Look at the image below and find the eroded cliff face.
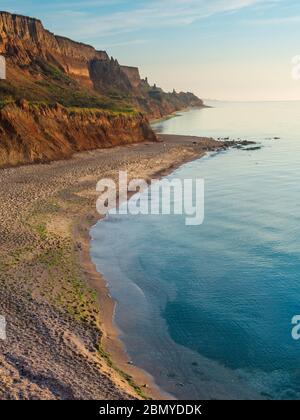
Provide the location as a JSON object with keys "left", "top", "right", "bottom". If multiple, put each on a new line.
{"left": 121, "top": 66, "right": 142, "bottom": 89}
{"left": 0, "top": 11, "right": 204, "bottom": 167}
{"left": 0, "top": 11, "right": 204, "bottom": 112}
{"left": 0, "top": 12, "right": 108, "bottom": 82}
{"left": 0, "top": 101, "right": 156, "bottom": 167}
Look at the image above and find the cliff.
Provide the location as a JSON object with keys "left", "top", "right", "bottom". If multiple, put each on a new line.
{"left": 0, "top": 12, "right": 108, "bottom": 81}
{"left": 0, "top": 101, "right": 155, "bottom": 167}
{"left": 0, "top": 11, "right": 204, "bottom": 167}
{"left": 121, "top": 66, "right": 142, "bottom": 88}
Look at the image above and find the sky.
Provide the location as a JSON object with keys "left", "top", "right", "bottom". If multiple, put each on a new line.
{"left": 2, "top": 0, "right": 300, "bottom": 101}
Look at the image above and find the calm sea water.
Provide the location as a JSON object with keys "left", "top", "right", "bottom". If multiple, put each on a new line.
{"left": 91, "top": 101, "right": 300, "bottom": 400}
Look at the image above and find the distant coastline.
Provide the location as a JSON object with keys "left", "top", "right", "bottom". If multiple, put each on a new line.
{"left": 150, "top": 104, "right": 210, "bottom": 125}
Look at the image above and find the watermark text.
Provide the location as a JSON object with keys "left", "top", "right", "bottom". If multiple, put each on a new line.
{"left": 96, "top": 171, "right": 205, "bottom": 226}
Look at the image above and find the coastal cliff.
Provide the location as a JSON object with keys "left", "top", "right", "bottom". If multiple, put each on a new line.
{"left": 0, "top": 101, "right": 155, "bottom": 167}
{"left": 0, "top": 11, "right": 204, "bottom": 167}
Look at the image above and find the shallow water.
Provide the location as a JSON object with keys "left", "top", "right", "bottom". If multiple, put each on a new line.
{"left": 91, "top": 101, "right": 300, "bottom": 400}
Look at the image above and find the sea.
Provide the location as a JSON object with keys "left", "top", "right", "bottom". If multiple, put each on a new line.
{"left": 90, "top": 101, "right": 300, "bottom": 400}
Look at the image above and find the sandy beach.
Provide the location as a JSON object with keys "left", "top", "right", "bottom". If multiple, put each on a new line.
{"left": 0, "top": 134, "right": 236, "bottom": 400}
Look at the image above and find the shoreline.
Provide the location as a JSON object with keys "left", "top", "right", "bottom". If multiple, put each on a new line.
{"left": 75, "top": 212, "right": 170, "bottom": 400}
{"left": 150, "top": 105, "right": 210, "bottom": 125}
{"left": 75, "top": 134, "right": 242, "bottom": 400}
{"left": 0, "top": 132, "right": 242, "bottom": 399}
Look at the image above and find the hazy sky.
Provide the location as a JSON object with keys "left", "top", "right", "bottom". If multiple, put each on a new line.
{"left": 2, "top": 0, "right": 300, "bottom": 100}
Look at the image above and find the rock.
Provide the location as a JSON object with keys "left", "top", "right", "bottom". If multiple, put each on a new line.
{"left": 244, "top": 146, "right": 262, "bottom": 151}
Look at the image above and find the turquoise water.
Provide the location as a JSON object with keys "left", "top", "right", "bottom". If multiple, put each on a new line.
{"left": 91, "top": 101, "right": 300, "bottom": 400}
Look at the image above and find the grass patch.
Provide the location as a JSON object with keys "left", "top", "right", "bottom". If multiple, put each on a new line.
{"left": 96, "top": 345, "right": 147, "bottom": 399}
{"left": 36, "top": 60, "right": 73, "bottom": 84}
{"left": 0, "top": 56, "right": 137, "bottom": 115}
{"left": 3, "top": 194, "right": 145, "bottom": 398}
{"left": 36, "top": 223, "right": 48, "bottom": 241}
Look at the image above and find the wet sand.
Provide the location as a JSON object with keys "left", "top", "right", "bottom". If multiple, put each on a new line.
{"left": 0, "top": 134, "right": 234, "bottom": 399}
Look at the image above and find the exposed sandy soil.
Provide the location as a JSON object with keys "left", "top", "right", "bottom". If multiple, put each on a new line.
{"left": 0, "top": 134, "right": 234, "bottom": 400}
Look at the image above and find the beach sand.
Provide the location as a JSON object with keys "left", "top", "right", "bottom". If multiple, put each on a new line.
{"left": 0, "top": 134, "right": 233, "bottom": 400}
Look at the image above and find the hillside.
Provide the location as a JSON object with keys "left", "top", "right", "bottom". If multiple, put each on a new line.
{"left": 0, "top": 11, "right": 204, "bottom": 166}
